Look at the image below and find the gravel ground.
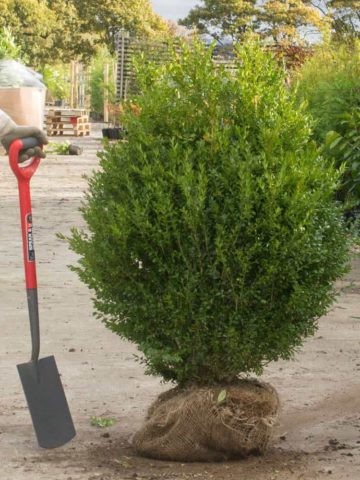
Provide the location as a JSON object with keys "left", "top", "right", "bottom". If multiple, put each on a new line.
{"left": 0, "top": 125, "right": 359, "bottom": 479}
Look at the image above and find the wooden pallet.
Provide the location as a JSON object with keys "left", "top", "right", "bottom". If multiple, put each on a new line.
{"left": 45, "top": 111, "right": 91, "bottom": 137}
{"left": 46, "top": 126, "right": 91, "bottom": 137}
{"left": 46, "top": 108, "right": 88, "bottom": 117}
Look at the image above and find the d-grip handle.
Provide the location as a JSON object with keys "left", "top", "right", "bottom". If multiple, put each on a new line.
{"left": 9, "top": 137, "right": 42, "bottom": 181}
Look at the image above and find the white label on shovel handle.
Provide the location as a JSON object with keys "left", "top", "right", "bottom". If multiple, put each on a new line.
{"left": 26, "top": 213, "right": 35, "bottom": 262}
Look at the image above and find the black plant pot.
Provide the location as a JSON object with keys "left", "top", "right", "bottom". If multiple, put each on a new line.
{"left": 102, "top": 128, "right": 125, "bottom": 140}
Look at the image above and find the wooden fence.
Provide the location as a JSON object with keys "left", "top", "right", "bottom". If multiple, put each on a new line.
{"left": 115, "top": 33, "right": 312, "bottom": 101}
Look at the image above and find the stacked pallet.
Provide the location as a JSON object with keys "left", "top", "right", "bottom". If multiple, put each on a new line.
{"left": 45, "top": 108, "right": 91, "bottom": 137}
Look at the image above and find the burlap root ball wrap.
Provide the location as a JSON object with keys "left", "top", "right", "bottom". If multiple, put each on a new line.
{"left": 132, "top": 379, "right": 280, "bottom": 462}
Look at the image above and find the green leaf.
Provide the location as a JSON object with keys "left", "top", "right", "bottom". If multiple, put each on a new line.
{"left": 217, "top": 389, "right": 227, "bottom": 403}
{"left": 329, "top": 135, "right": 343, "bottom": 150}
{"left": 90, "top": 416, "right": 117, "bottom": 428}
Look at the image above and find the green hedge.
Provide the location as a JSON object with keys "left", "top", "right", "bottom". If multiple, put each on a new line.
{"left": 68, "top": 39, "right": 350, "bottom": 386}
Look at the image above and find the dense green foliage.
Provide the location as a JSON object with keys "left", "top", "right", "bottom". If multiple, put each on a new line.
{"left": 71, "top": 0, "right": 169, "bottom": 51}
{"left": 41, "top": 64, "right": 70, "bottom": 101}
{"left": 180, "top": 1, "right": 359, "bottom": 44}
{"left": 179, "top": 0, "right": 259, "bottom": 41}
{"left": 325, "top": 109, "right": 360, "bottom": 202}
{"left": 89, "top": 48, "right": 116, "bottom": 119}
{"left": 329, "top": 0, "right": 360, "bottom": 42}
{"left": 68, "top": 40, "right": 350, "bottom": 387}
{"left": 0, "top": 27, "right": 22, "bottom": 60}
{"left": 296, "top": 42, "right": 360, "bottom": 204}
{"left": 296, "top": 42, "right": 360, "bottom": 142}
{"left": 0, "top": 0, "right": 169, "bottom": 66}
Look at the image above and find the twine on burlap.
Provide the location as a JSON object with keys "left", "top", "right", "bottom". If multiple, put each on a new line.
{"left": 132, "top": 379, "right": 280, "bottom": 462}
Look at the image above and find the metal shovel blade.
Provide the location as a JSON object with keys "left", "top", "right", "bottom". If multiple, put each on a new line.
{"left": 17, "top": 355, "right": 76, "bottom": 449}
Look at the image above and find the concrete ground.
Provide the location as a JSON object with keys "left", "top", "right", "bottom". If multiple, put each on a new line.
{"left": 0, "top": 126, "right": 359, "bottom": 479}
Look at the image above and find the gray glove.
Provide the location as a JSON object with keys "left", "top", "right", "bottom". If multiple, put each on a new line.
{"left": 1, "top": 126, "right": 48, "bottom": 163}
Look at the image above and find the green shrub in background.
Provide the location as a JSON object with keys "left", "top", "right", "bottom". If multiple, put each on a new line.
{"left": 68, "top": 39, "right": 350, "bottom": 387}
{"left": 0, "top": 27, "right": 22, "bottom": 60}
{"left": 295, "top": 42, "right": 360, "bottom": 205}
{"left": 42, "top": 64, "right": 70, "bottom": 102}
{"left": 325, "top": 108, "right": 360, "bottom": 203}
{"left": 90, "top": 47, "right": 116, "bottom": 119}
{"left": 295, "top": 42, "right": 360, "bottom": 143}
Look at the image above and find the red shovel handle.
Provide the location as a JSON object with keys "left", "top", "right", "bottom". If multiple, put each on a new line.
{"left": 9, "top": 138, "right": 41, "bottom": 180}
{"left": 9, "top": 138, "right": 43, "bottom": 290}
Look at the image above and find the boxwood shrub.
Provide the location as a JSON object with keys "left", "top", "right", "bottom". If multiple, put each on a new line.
{"left": 68, "top": 39, "right": 350, "bottom": 387}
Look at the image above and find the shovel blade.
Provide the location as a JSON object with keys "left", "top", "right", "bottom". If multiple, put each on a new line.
{"left": 17, "top": 355, "right": 76, "bottom": 449}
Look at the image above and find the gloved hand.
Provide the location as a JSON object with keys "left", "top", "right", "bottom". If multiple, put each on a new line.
{"left": 1, "top": 126, "right": 48, "bottom": 163}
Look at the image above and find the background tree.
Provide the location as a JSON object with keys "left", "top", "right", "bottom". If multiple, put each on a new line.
{"left": 0, "top": 0, "right": 169, "bottom": 66}
{"left": 179, "top": 0, "right": 259, "bottom": 41}
{"left": 0, "top": 0, "right": 57, "bottom": 65}
{"left": 261, "top": 0, "right": 327, "bottom": 44}
{"left": 71, "top": 0, "right": 169, "bottom": 52}
{"left": 45, "top": 0, "right": 95, "bottom": 63}
{"left": 329, "top": 0, "right": 360, "bottom": 41}
{"left": 181, "top": 0, "right": 360, "bottom": 45}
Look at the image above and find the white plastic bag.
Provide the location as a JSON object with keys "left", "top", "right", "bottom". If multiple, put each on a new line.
{"left": 0, "top": 60, "right": 45, "bottom": 88}
{"left": 0, "top": 60, "right": 46, "bottom": 128}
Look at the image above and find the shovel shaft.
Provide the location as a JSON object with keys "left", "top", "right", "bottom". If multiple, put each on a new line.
{"left": 18, "top": 179, "right": 37, "bottom": 289}
{"left": 27, "top": 288, "right": 40, "bottom": 363}
{"left": 9, "top": 139, "right": 41, "bottom": 290}
{"left": 16, "top": 167, "right": 40, "bottom": 362}
{"left": 9, "top": 139, "right": 41, "bottom": 362}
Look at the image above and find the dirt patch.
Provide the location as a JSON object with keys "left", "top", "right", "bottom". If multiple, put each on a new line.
{"left": 29, "top": 439, "right": 311, "bottom": 480}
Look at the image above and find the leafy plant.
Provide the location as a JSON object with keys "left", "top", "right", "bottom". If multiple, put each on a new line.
{"left": 41, "top": 64, "right": 70, "bottom": 102}
{"left": 89, "top": 47, "right": 117, "bottom": 119}
{"left": 90, "top": 416, "right": 117, "bottom": 428}
{"left": 295, "top": 41, "right": 360, "bottom": 204}
{"left": 0, "top": 27, "right": 22, "bottom": 60}
{"left": 217, "top": 390, "right": 227, "bottom": 403}
{"left": 46, "top": 141, "right": 71, "bottom": 155}
{"left": 295, "top": 41, "right": 360, "bottom": 142}
{"left": 325, "top": 108, "right": 360, "bottom": 203}
{"left": 68, "top": 39, "right": 350, "bottom": 387}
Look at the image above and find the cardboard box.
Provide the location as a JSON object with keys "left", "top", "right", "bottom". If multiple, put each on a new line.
{"left": 0, "top": 87, "right": 46, "bottom": 129}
